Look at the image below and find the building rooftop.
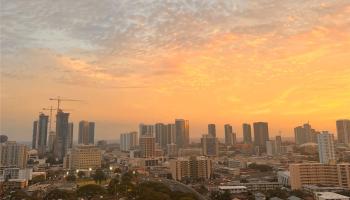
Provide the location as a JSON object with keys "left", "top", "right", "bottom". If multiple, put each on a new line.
{"left": 315, "top": 192, "right": 350, "bottom": 199}
{"left": 218, "top": 186, "right": 247, "bottom": 190}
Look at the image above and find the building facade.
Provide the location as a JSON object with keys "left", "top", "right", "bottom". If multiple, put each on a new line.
{"left": 0, "top": 142, "right": 28, "bottom": 169}
{"left": 208, "top": 124, "right": 216, "bottom": 137}
{"left": 170, "top": 156, "right": 212, "bottom": 181}
{"left": 289, "top": 163, "right": 350, "bottom": 190}
{"left": 175, "top": 119, "right": 189, "bottom": 148}
{"left": 224, "top": 124, "right": 234, "bottom": 146}
{"left": 120, "top": 132, "right": 138, "bottom": 151}
{"left": 243, "top": 123, "right": 252, "bottom": 144}
{"left": 201, "top": 134, "right": 219, "bottom": 157}
{"left": 294, "top": 123, "right": 319, "bottom": 145}
{"left": 54, "top": 110, "right": 70, "bottom": 160}
{"left": 318, "top": 131, "right": 336, "bottom": 164}
{"left": 253, "top": 122, "right": 269, "bottom": 152}
{"left": 337, "top": 119, "right": 350, "bottom": 145}
{"left": 64, "top": 145, "right": 101, "bottom": 170}
{"left": 139, "top": 124, "right": 154, "bottom": 137}
{"left": 67, "top": 122, "right": 74, "bottom": 149}
{"left": 37, "top": 114, "right": 49, "bottom": 156}
{"left": 78, "top": 121, "right": 95, "bottom": 145}
{"left": 139, "top": 136, "right": 155, "bottom": 158}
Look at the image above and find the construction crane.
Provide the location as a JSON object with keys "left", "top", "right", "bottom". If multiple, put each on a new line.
{"left": 42, "top": 106, "right": 56, "bottom": 132}
{"left": 49, "top": 96, "right": 82, "bottom": 111}
{"left": 43, "top": 106, "right": 74, "bottom": 132}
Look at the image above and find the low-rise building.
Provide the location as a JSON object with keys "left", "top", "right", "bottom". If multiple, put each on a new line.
{"left": 0, "top": 167, "right": 32, "bottom": 181}
{"left": 277, "top": 171, "right": 290, "bottom": 187}
{"left": 289, "top": 163, "right": 350, "bottom": 190}
{"left": 218, "top": 186, "right": 247, "bottom": 194}
{"left": 64, "top": 145, "right": 102, "bottom": 170}
{"left": 314, "top": 192, "right": 350, "bottom": 200}
{"left": 0, "top": 179, "right": 28, "bottom": 190}
{"left": 170, "top": 156, "right": 212, "bottom": 181}
{"left": 240, "top": 182, "right": 282, "bottom": 192}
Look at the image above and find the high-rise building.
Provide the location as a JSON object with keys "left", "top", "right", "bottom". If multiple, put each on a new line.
{"left": 37, "top": 114, "right": 49, "bottom": 156}
{"left": 336, "top": 119, "right": 350, "bottom": 145}
{"left": 48, "top": 131, "right": 56, "bottom": 152}
{"left": 139, "top": 136, "right": 155, "bottom": 158}
{"left": 64, "top": 145, "right": 101, "bottom": 170}
{"left": 243, "top": 123, "right": 252, "bottom": 144}
{"left": 290, "top": 163, "right": 350, "bottom": 190}
{"left": 294, "top": 123, "right": 319, "bottom": 145}
{"left": 139, "top": 124, "right": 154, "bottom": 137}
{"left": 78, "top": 121, "right": 95, "bottom": 145}
{"left": 317, "top": 131, "right": 336, "bottom": 164}
{"left": 208, "top": 124, "right": 216, "bottom": 137}
{"left": 0, "top": 135, "right": 8, "bottom": 143}
{"left": 201, "top": 134, "right": 219, "bottom": 157}
{"left": 67, "top": 123, "right": 74, "bottom": 149}
{"left": 155, "top": 123, "right": 166, "bottom": 148}
{"left": 32, "top": 121, "right": 38, "bottom": 149}
{"left": 175, "top": 119, "right": 189, "bottom": 148}
{"left": 167, "top": 143, "right": 177, "bottom": 157}
{"left": 166, "top": 124, "right": 176, "bottom": 146}
{"left": 154, "top": 123, "right": 175, "bottom": 149}
{"left": 120, "top": 132, "right": 138, "bottom": 151}
{"left": 54, "top": 110, "right": 70, "bottom": 160}
{"left": 253, "top": 122, "right": 269, "bottom": 152}
{"left": 266, "top": 140, "right": 276, "bottom": 156}
{"left": 170, "top": 156, "right": 213, "bottom": 181}
{"left": 232, "top": 132, "right": 237, "bottom": 145}
{"left": 275, "top": 135, "right": 282, "bottom": 154}
{"left": 224, "top": 124, "right": 233, "bottom": 146}
{"left": 88, "top": 122, "right": 95, "bottom": 144}
{"left": 0, "top": 141, "right": 28, "bottom": 169}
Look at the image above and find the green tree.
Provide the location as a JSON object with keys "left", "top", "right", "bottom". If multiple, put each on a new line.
{"left": 114, "top": 168, "right": 122, "bottom": 174}
{"left": 136, "top": 188, "right": 171, "bottom": 200}
{"left": 77, "top": 171, "right": 86, "bottom": 179}
{"left": 66, "top": 173, "right": 76, "bottom": 182}
{"left": 77, "top": 184, "right": 106, "bottom": 200}
{"left": 290, "top": 189, "right": 313, "bottom": 199}
{"left": 248, "top": 163, "right": 273, "bottom": 172}
{"left": 179, "top": 197, "right": 196, "bottom": 200}
{"left": 265, "top": 188, "right": 288, "bottom": 199}
{"left": 30, "top": 174, "right": 46, "bottom": 184}
{"left": 210, "top": 190, "right": 231, "bottom": 200}
{"left": 44, "top": 189, "right": 75, "bottom": 200}
{"left": 93, "top": 168, "right": 106, "bottom": 184}
{"left": 6, "top": 189, "right": 33, "bottom": 200}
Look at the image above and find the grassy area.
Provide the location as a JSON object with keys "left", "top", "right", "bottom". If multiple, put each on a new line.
{"left": 77, "top": 178, "right": 110, "bottom": 186}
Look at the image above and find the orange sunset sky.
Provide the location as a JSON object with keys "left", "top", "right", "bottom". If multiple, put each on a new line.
{"left": 1, "top": 0, "right": 350, "bottom": 141}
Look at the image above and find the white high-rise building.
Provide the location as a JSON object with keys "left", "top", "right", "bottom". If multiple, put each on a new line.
{"left": 0, "top": 142, "right": 28, "bottom": 169}
{"left": 120, "top": 132, "right": 138, "bottom": 151}
{"left": 266, "top": 140, "right": 276, "bottom": 156}
{"left": 139, "top": 124, "right": 154, "bottom": 137}
{"left": 317, "top": 131, "right": 336, "bottom": 164}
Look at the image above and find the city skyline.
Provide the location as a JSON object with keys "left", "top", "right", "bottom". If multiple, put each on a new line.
{"left": 2, "top": 1, "right": 350, "bottom": 199}
{"left": 1, "top": 0, "right": 350, "bottom": 141}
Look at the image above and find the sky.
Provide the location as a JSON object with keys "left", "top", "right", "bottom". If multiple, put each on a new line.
{"left": 1, "top": 0, "right": 350, "bottom": 142}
